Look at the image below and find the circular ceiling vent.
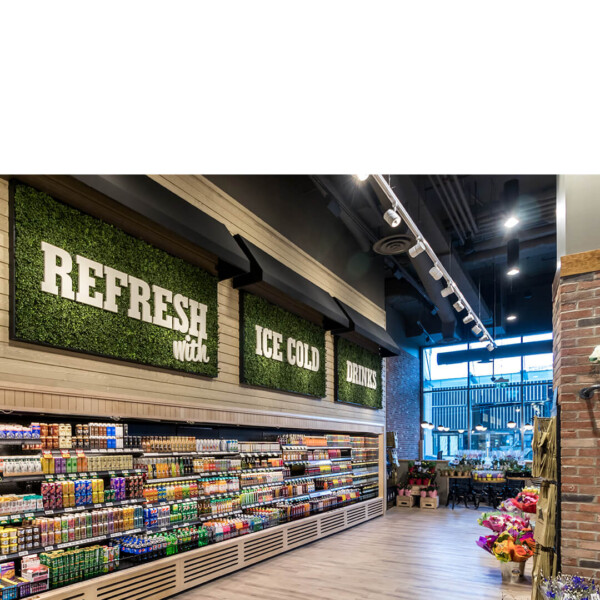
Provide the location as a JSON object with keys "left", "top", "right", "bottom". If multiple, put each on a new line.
{"left": 372, "top": 234, "right": 413, "bottom": 255}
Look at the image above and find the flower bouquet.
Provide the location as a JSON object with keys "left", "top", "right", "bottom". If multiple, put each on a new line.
{"left": 540, "top": 574, "right": 600, "bottom": 599}
{"left": 478, "top": 511, "right": 530, "bottom": 533}
{"left": 477, "top": 508, "right": 536, "bottom": 581}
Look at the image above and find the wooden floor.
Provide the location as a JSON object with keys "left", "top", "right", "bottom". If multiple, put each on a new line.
{"left": 173, "top": 505, "right": 533, "bottom": 600}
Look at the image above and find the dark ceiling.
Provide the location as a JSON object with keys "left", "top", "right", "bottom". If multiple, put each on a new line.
{"left": 313, "top": 174, "right": 557, "bottom": 347}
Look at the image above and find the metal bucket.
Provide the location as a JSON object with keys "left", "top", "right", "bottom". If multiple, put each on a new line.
{"left": 500, "top": 560, "right": 526, "bottom": 583}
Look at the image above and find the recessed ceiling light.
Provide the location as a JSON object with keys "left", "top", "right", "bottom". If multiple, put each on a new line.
{"left": 355, "top": 174, "right": 369, "bottom": 181}
{"left": 507, "top": 268, "right": 520, "bottom": 277}
{"left": 504, "top": 216, "right": 520, "bottom": 228}
{"left": 507, "top": 314, "right": 517, "bottom": 321}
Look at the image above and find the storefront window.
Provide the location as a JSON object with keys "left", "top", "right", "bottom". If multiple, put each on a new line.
{"left": 422, "top": 333, "right": 553, "bottom": 460}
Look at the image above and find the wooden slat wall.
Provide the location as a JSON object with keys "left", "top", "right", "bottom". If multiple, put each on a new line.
{"left": 0, "top": 178, "right": 386, "bottom": 433}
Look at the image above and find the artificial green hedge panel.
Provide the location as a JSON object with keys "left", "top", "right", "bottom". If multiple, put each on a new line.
{"left": 335, "top": 336, "right": 382, "bottom": 408}
{"left": 240, "top": 292, "right": 326, "bottom": 398}
{"left": 13, "top": 183, "right": 219, "bottom": 376}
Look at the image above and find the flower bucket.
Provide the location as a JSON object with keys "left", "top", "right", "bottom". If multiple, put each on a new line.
{"left": 428, "top": 490, "right": 438, "bottom": 498}
{"left": 398, "top": 488, "right": 405, "bottom": 496}
{"left": 420, "top": 490, "right": 427, "bottom": 498}
{"left": 500, "top": 561, "right": 526, "bottom": 583}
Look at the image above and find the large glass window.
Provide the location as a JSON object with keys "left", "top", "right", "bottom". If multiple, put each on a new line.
{"left": 421, "top": 333, "right": 553, "bottom": 460}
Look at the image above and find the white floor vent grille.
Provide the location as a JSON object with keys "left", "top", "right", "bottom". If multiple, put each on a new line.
{"left": 320, "top": 512, "right": 345, "bottom": 535}
{"left": 346, "top": 505, "right": 367, "bottom": 526}
{"left": 184, "top": 545, "right": 240, "bottom": 585}
{"left": 243, "top": 530, "right": 284, "bottom": 563}
{"left": 287, "top": 520, "right": 318, "bottom": 547}
{"left": 367, "top": 499, "right": 384, "bottom": 518}
{"left": 97, "top": 564, "right": 176, "bottom": 600}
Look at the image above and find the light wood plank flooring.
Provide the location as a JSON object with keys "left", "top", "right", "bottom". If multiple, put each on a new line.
{"left": 173, "top": 506, "right": 532, "bottom": 600}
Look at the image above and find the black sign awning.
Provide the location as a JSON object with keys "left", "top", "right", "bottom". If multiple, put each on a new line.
{"left": 232, "top": 235, "right": 350, "bottom": 331}
{"left": 334, "top": 299, "right": 400, "bottom": 357}
{"left": 73, "top": 175, "right": 251, "bottom": 280}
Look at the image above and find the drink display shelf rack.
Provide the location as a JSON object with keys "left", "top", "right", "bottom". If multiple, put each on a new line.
{"left": 0, "top": 421, "right": 381, "bottom": 600}
{"left": 1, "top": 469, "right": 145, "bottom": 482}
{"left": 0, "top": 498, "right": 146, "bottom": 524}
{"left": 0, "top": 526, "right": 146, "bottom": 562}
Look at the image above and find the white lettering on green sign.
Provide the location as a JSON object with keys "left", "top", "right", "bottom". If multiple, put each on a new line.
{"left": 40, "top": 241, "right": 210, "bottom": 364}
{"left": 254, "top": 324, "right": 320, "bottom": 372}
{"left": 346, "top": 360, "right": 377, "bottom": 390}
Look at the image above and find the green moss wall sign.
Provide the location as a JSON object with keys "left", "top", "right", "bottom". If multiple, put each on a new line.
{"left": 240, "top": 292, "right": 326, "bottom": 397}
{"left": 11, "top": 183, "right": 219, "bottom": 377}
{"left": 335, "top": 337, "right": 382, "bottom": 409}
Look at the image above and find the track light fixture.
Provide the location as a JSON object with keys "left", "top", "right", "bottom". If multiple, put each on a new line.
{"left": 453, "top": 300, "right": 465, "bottom": 313}
{"left": 486, "top": 342, "right": 494, "bottom": 352}
{"left": 409, "top": 240, "right": 426, "bottom": 258}
{"left": 383, "top": 208, "right": 401, "bottom": 228}
{"left": 507, "top": 420, "right": 517, "bottom": 429}
{"left": 429, "top": 264, "right": 443, "bottom": 281}
{"left": 472, "top": 325, "right": 482, "bottom": 336}
{"left": 441, "top": 284, "right": 454, "bottom": 298}
{"left": 370, "top": 174, "right": 496, "bottom": 350}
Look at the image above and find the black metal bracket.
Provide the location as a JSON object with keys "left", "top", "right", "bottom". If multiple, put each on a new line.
{"left": 579, "top": 384, "right": 600, "bottom": 399}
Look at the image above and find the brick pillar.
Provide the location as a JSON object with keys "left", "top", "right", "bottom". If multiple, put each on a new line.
{"left": 554, "top": 268, "right": 600, "bottom": 578}
{"left": 386, "top": 349, "right": 420, "bottom": 459}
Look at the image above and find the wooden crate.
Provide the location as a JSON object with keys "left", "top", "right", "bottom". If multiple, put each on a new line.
{"left": 396, "top": 494, "right": 416, "bottom": 508}
{"left": 420, "top": 496, "right": 439, "bottom": 509}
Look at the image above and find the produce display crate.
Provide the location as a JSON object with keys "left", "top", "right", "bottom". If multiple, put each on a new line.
{"left": 419, "top": 496, "right": 439, "bottom": 510}
{"left": 395, "top": 495, "right": 415, "bottom": 508}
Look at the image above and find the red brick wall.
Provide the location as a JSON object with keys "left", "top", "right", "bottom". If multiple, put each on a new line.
{"left": 554, "top": 270, "right": 600, "bottom": 577}
{"left": 386, "top": 349, "right": 420, "bottom": 459}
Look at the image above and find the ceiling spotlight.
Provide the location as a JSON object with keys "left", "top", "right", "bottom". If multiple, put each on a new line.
{"left": 453, "top": 300, "right": 465, "bottom": 313}
{"left": 504, "top": 216, "right": 520, "bottom": 229}
{"left": 463, "top": 314, "right": 474, "bottom": 324}
{"left": 507, "top": 420, "right": 517, "bottom": 429}
{"left": 429, "top": 264, "right": 444, "bottom": 281}
{"left": 355, "top": 174, "right": 369, "bottom": 182}
{"left": 420, "top": 421, "right": 429, "bottom": 429}
{"left": 458, "top": 429, "right": 465, "bottom": 434}
{"left": 383, "top": 208, "right": 401, "bottom": 228}
{"left": 507, "top": 314, "right": 517, "bottom": 321}
{"left": 486, "top": 342, "right": 494, "bottom": 352}
{"left": 523, "top": 423, "right": 533, "bottom": 431}
{"left": 472, "top": 325, "right": 482, "bottom": 336}
{"left": 507, "top": 239, "right": 520, "bottom": 276}
{"left": 475, "top": 424, "right": 483, "bottom": 431}
{"left": 427, "top": 422, "right": 435, "bottom": 430}
{"left": 437, "top": 425, "right": 444, "bottom": 431}
{"left": 441, "top": 285, "right": 454, "bottom": 298}
{"left": 409, "top": 240, "right": 426, "bottom": 258}
{"left": 480, "top": 426, "right": 487, "bottom": 432}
